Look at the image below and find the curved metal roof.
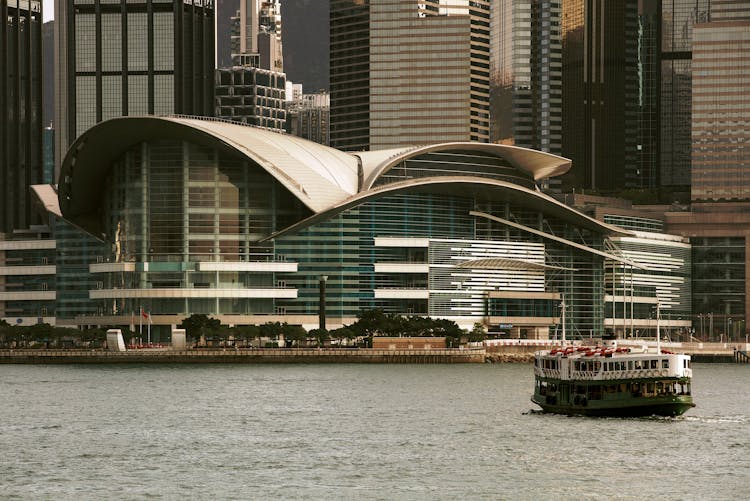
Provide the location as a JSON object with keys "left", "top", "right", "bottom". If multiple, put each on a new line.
{"left": 55, "top": 117, "right": 581, "bottom": 241}
{"left": 356, "top": 142, "right": 572, "bottom": 190}
{"left": 263, "top": 176, "right": 631, "bottom": 242}
{"left": 57, "top": 116, "right": 359, "bottom": 237}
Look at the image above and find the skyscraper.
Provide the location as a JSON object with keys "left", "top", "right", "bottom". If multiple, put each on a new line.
{"left": 490, "top": 0, "right": 562, "bottom": 154}
{"left": 660, "top": 0, "right": 711, "bottom": 187}
{"left": 218, "top": 0, "right": 286, "bottom": 130}
{"left": 690, "top": 21, "right": 750, "bottom": 201}
{"left": 330, "top": 0, "right": 491, "bottom": 151}
{"left": 1, "top": 0, "right": 43, "bottom": 234}
{"left": 54, "top": 0, "right": 215, "bottom": 169}
{"left": 231, "top": 0, "right": 283, "bottom": 71}
{"left": 491, "top": 0, "right": 653, "bottom": 192}
{"left": 560, "top": 0, "right": 640, "bottom": 191}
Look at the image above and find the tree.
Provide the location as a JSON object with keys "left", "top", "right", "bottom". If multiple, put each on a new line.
{"left": 260, "top": 321, "right": 284, "bottom": 346}
{"left": 283, "top": 324, "right": 308, "bottom": 347}
{"left": 234, "top": 325, "right": 261, "bottom": 346}
{"left": 179, "top": 314, "right": 221, "bottom": 343}
{"left": 330, "top": 326, "right": 356, "bottom": 345}
{"left": 467, "top": 322, "right": 487, "bottom": 343}
{"left": 308, "top": 328, "right": 330, "bottom": 347}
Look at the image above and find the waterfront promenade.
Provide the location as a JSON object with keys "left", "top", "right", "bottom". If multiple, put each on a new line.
{"left": 1, "top": 339, "right": 745, "bottom": 364}
{"left": 0, "top": 347, "right": 486, "bottom": 364}
{"left": 483, "top": 339, "right": 748, "bottom": 363}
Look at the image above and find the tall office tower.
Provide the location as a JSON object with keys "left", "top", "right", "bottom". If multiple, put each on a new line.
{"left": 215, "top": 66, "right": 286, "bottom": 129}
{"left": 231, "top": 0, "right": 283, "bottom": 71}
{"left": 660, "top": 0, "right": 711, "bottom": 187}
{"left": 330, "top": 0, "right": 491, "bottom": 151}
{"left": 636, "top": 0, "right": 660, "bottom": 189}
{"left": 1, "top": 0, "right": 43, "bottom": 234}
{"left": 490, "top": 0, "right": 562, "bottom": 156}
{"left": 560, "top": 0, "right": 640, "bottom": 191}
{"left": 54, "top": 0, "right": 215, "bottom": 169}
{"left": 690, "top": 21, "right": 750, "bottom": 202}
{"left": 219, "top": 0, "right": 285, "bottom": 130}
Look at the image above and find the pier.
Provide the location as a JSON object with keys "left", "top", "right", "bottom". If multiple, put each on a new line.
{"left": 735, "top": 349, "right": 750, "bottom": 364}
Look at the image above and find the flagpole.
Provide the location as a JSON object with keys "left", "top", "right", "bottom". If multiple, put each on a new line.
{"left": 139, "top": 306, "right": 142, "bottom": 338}
{"left": 147, "top": 313, "right": 151, "bottom": 345}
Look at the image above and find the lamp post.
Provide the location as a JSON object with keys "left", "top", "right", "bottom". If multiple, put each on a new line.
{"left": 319, "top": 275, "right": 328, "bottom": 332}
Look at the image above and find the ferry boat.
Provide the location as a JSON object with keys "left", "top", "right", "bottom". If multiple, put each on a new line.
{"left": 531, "top": 303, "right": 695, "bottom": 417}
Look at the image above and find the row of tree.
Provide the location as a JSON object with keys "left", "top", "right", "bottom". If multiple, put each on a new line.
{"left": 0, "top": 310, "right": 488, "bottom": 349}
{"left": 179, "top": 309, "right": 487, "bottom": 348}
{"left": 0, "top": 320, "right": 108, "bottom": 348}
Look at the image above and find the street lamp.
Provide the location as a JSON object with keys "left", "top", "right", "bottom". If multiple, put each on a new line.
{"left": 319, "top": 275, "right": 328, "bottom": 332}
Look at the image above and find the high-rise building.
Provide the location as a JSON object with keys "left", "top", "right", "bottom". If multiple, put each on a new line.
{"left": 54, "top": 0, "right": 216, "bottom": 169}
{"left": 491, "top": 0, "right": 655, "bottom": 192}
{"left": 330, "top": 0, "right": 491, "bottom": 151}
{"left": 231, "top": 0, "right": 283, "bottom": 71}
{"left": 287, "top": 91, "right": 330, "bottom": 145}
{"left": 219, "top": 0, "right": 286, "bottom": 130}
{"left": 659, "top": 0, "right": 711, "bottom": 187}
{"left": 560, "top": 0, "right": 640, "bottom": 191}
{"left": 1, "top": 0, "right": 43, "bottom": 234}
{"left": 662, "top": 4, "right": 750, "bottom": 341}
{"left": 215, "top": 67, "right": 286, "bottom": 129}
{"left": 490, "top": 0, "right": 562, "bottom": 157}
{"left": 690, "top": 21, "right": 750, "bottom": 202}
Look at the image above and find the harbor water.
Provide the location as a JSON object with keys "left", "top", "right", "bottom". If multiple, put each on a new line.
{"left": 1, "top": 363, "right": 748, "bottom": 500}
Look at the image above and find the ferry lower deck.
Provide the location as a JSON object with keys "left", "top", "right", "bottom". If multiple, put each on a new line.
{"left": 532, "top": 377, "right": 695, "bottom": 417}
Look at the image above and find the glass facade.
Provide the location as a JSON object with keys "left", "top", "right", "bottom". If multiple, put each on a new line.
{"left": 95, "top": 139, "right": 309, "bottom": 316}
{"left": 372, "top": 150, "right": 536, "bottom": 189}
{"left": 560, "top": 0, "right": 640, "bottom": 191}
{"left": 330, "top": 0, "right": 371, "bottom": 151}
{"left": 58, "top": 0, "right": 215, "bottom": 162}
{"left": 1, "top": 0, "right": 43, "bottom": 233}
{"left": 276, "top": 190, "right": 607, "bottom": 337}
{"left": 659, "top": 0, "right": 711, "bottom": 187}
{"left": 330, "top": 0, "right": 491, "bottom": 151}
{"left": 692, "top": 237, "right": 745, "bottom": 340}
{"left": 490, "top": 0, "right": 562, "bottom": 159}
{"left": 691, "top": 22, "right": 750, "bottom": 202}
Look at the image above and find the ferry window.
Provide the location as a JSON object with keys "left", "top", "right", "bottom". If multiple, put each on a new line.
{"left": 635, "top": 361, "right": 641, "bottom": 370}
{"left": 628, "top": 361, "right": 634, "bottom": 370}
{"left": 650, "top": 360, "right": 658, "bottom": 369}
{"left": 646, "top": 383, "right": 655, "bottom": 395}
{"left": 662, "top": 360, "right": 669, "bottom": 369}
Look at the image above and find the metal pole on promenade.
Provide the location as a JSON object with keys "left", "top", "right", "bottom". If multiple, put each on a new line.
{"left": 319, "top": 275, "right": 328, "bottom": 332}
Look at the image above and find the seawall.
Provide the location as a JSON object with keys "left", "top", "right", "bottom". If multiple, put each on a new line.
{"left": 0, "top": 348, "right": 486, "bottom": 364}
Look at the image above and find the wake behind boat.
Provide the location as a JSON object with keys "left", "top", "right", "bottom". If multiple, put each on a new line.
{"left": 531, "top": 341, "right": 695, "bottom": 417}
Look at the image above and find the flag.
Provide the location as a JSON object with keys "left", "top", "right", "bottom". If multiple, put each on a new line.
{"left": 141, "top": 308, "right": 149, "bottom": 321}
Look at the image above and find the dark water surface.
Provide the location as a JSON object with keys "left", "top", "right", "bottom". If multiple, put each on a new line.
{"left": 1, "top": 363, "right": 748, "bottom": 500}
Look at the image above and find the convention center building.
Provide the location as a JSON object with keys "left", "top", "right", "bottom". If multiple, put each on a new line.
{"left": 35, "top": 116, "right": 691, "bottom": 338}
